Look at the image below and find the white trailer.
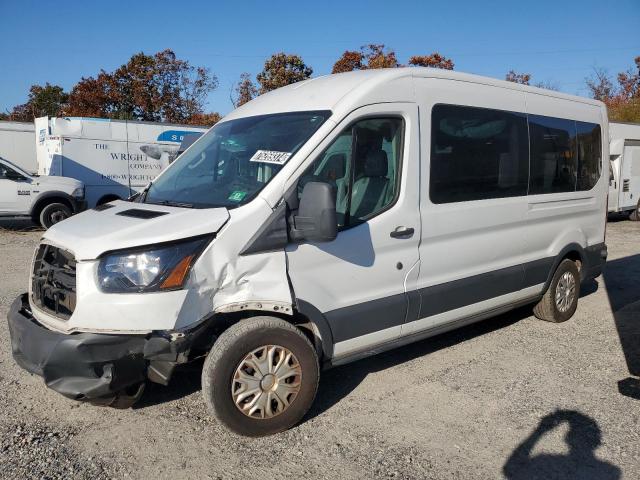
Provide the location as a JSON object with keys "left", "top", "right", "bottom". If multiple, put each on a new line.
{"left": 0, "top": 121, "right": 37, "bottom": 173}
{"left": 35, "top": 117, "right": 207, "bottom": 207}
{"left": 609, "top": 122, "right": 640, "bottom": 219}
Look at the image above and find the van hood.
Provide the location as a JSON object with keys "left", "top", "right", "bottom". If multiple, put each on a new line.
{"left": 32, "top": 175, "right": 82, "bottom": 189}
{"left": 44, "top": 201, "right": 230, "bottom": 260}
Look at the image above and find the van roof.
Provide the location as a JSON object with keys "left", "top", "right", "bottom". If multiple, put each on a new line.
{"left": 224, "top": 67, "right": 605, "bottom": 121}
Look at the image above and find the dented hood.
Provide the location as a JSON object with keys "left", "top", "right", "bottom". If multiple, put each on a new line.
{"left": 44, "top": 201, "right": 230, "bottom": 260}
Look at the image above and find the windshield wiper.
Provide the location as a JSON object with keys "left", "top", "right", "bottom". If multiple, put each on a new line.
{"left": 149, "top": 200, "right": 195, "bottom": 208}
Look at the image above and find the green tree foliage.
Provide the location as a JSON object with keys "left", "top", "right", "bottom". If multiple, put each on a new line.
{"left": 7, "top": 83, "right": 69, "bottom": 121}
{"left": 257, "top": 53, "right": 313, "bottom": 94}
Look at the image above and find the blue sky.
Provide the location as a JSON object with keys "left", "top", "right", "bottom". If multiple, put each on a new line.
{"left": 1, "top": 0, "right": 638, "bottom": 117}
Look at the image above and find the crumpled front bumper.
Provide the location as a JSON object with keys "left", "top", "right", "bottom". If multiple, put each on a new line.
{"left": 7, "top": 294, "right": 209, "bottom": 405}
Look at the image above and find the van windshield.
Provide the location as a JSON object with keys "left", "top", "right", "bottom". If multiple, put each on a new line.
{"left": 144, "top": 111, "right": 331, "bottom": 208}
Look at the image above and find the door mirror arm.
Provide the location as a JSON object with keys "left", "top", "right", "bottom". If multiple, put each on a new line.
{"left": 289, "top": 181, "right": 338, "bottom": 243}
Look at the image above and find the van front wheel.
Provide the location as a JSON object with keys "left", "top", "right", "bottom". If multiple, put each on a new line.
{"left": 201, "top": 316, "right": 319, "bottom": 437}
{"left": 533, "top": 259, "right": 581, "bottom": 323}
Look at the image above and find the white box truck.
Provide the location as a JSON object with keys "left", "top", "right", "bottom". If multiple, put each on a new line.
{"left": 609, "top": 122, "right": 640, "bottom": 220}
{"left": 35, "top": 117, "right": 207, "bottom": 207}
{"left": 0, "top": 120, "right": 38, "bottom": 173}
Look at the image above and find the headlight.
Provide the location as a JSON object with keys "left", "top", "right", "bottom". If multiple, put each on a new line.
{"left": 97, "top": 237, "right": 209, "bottom": 293}
{"left": 72, "top": 187, "right": 85, "bottom": 199}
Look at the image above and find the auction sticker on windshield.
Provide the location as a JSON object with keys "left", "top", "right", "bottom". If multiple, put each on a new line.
{"left": 228, "top": 191, "right": 248, "bottom": 202}
{"left": 249, "top": 150, "right": 292, "bottom": 165}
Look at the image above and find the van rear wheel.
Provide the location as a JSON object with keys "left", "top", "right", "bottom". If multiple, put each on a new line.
{"left": 201, "top": 316, "right": 319, "bottom": 437}
{"left": 533, "top": 259, "right": 580, "bottom": 323}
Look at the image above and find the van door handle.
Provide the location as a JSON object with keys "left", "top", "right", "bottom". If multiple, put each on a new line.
{"left": 390, "top": 226, "right": 414, "bottom": 238}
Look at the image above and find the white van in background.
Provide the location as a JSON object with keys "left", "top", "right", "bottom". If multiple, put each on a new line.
{"left": 609, "top": 122, "right": 640, "bottom": 220}
{"left": 9, "top": 69, "right": 608, "bottom": 436}
{"left": 35, "top": 117, "right": 207, "bottom": 207}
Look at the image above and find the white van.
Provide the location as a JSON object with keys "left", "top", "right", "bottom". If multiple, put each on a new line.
{"left": 608, "top": 122, "right": 640, "bottom": 219}
{"left": 8, "top": 68, "right": 608, "bottom": 436}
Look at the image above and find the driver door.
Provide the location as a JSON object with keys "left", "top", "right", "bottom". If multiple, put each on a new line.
{"left": 285, "top": 104, "right": 421, "bottom": 359}
{"left": 0, "top": 163, "right": 30, "bottom": 214}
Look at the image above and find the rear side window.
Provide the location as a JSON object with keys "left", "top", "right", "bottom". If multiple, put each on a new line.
{"left": 528, "top": 115, "right": 578, "bottom": 194}
{"left": 430, "top": 104, "right": 529, "bottom": 203}
{"left": 576, "top": 122, "right": 602, "bottom": 191}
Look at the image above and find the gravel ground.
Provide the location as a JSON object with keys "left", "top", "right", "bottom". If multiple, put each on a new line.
{"left": 0, "top": 219, "right": 638, "bottom": 479}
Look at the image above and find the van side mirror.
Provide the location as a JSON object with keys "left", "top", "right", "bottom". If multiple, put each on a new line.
{"left": 290, "top": 181, "right": 337, "bottom": 242}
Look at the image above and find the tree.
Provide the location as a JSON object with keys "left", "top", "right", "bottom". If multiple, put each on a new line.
{"left": 231, "top": 72, "right": 258, "bottom": 107}
{"left": 332, "top": 44, "right": 398, "bottom": 73}
{"left": 8, "top": 83, "right": 69, "bottom": 121}
{"left": 65, "top": 49, "right": 218, "bottom": 123}
{"left": 585, "top": 57, "right": 640, "bottom": 122}
{"left": 408, "top": 53, "right": 454, "bottom": 70}
{"left": 586, "top": 68, "right": 615, "bottom": 101}
{"left": 257, "top": 53, "right": 313, "bottom": 94}
{"left": 505, "top": 70, "right": 531, "bottom": 85}
{"left": 185, "top": 112, "right": 222, "bottom": 127}
{"left": 65, "top": 73, "right": 111, "bottom": 118}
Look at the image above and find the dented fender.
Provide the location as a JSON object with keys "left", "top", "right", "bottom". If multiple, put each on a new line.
{"left": 174, "top": 198, "right": 294, "bottom": 329}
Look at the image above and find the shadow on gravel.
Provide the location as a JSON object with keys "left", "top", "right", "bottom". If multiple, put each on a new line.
{"left": 131, "top": 281, "right": 603, "bottom": 413}
{"left": 306, "top": 304, "right": 534, "bottom": 422}
{"left": 602, "top": 254, "right": 640, "bottom": 400}
{"left": 305, "top": 280, "right": 601, "bottom": 423}
{"left": 503, "top": 409, "right": 620, "bottom": 479}
{"left": 0, "top": 218, "right": 42, "bottom": 232}
{"left": 133, "top": 360, "right": 204, "bottom": 409}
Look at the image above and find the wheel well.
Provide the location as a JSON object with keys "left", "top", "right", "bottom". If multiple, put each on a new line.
{"left": 32, "top": 196, "right": 73, "bottom": 220}
{"left": 206, "top": 309, "right": 324, "bottom": 361}
{"left": 97, "top": 194, "right": 121, "bottom": 205}
{"left": 562, "top": 250, "right": 583, "bottom": 272}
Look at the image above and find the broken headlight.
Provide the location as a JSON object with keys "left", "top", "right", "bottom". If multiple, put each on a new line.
{"left": 97, "top": 237, "right": 209, "bottom": 293}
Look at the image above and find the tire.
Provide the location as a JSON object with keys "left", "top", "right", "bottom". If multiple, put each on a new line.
{"left": 533, "top": 259, "right": 581, "bottom": 323}
{"left": 201, "top": 316, "right": 319, "bottom": 437}
{"left": 39, "top": 202, "right": 72, "bottom": 229}
{"left": 629, "top": 201, "right": 640, "bottom": 221}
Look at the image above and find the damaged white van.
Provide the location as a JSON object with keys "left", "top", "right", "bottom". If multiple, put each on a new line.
{"left": 8, "top": 68, "right": 608, "bottom": 436}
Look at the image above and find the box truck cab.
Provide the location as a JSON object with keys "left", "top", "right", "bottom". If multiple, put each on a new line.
{"left": 0, "top": 156, "right": 85, "bottom": 227}
{"left": 608, "top": 122, "right": 640, "bottom": 220}
{"left": 8, "top": 69, "right": 608, "bottom": 436}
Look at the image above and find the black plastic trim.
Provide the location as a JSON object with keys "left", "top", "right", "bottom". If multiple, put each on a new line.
{"left": 240, "top": 202, "right": 289, "bottom": 255}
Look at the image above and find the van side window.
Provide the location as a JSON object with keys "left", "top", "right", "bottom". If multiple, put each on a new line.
{"left": 299, "top": 117, "right": 403, "bottom": 228}
{"left": 0, "top": 164, "right": 7, "bottom": 179}
{"left": 430, "top": 104, "right": 529, "bottom": 203}
{"left": 576, "top": 122, "right": 602, "bottom": 191}
{"left": 528, "top": 115, "right": 578, "bottom": 194}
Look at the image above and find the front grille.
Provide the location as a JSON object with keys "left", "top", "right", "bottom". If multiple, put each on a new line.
{"left": 31, "top": 244, "right": 77, "bottom": 319}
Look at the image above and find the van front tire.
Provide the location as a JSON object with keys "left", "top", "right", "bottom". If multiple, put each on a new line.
{"left": 201, "top": 316, "right": 319, "bottom": 437}
{"left": 533, "top": 259, "right": 580, "bottom": 323}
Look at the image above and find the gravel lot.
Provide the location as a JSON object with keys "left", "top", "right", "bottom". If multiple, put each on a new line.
{"left": 0, "top": 218, "right": 638, "bottom": 479}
